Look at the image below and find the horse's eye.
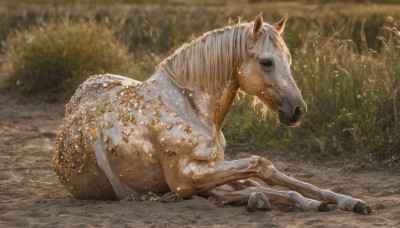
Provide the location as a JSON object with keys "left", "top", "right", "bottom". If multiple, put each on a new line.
{"left": 260, "top": 59, "right": 274, "bottom": 68}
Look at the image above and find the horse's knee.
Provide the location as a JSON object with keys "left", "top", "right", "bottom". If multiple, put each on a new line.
{"left": 248, "top": 156, "right": 274, "bottom": 169}
{"left": 285, "top": 190, "right": 302, "bottom": 199}
{"left": 248, "top": 156, "right": 277, "bottom": 182}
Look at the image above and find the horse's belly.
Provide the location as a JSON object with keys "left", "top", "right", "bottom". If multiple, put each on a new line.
{"left": 103, "top": 131, "right": 170, "bottom": 194}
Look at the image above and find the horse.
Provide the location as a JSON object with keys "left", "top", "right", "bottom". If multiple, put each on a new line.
{"left": 54, "top": 14, "right": 371, "bottom": 214}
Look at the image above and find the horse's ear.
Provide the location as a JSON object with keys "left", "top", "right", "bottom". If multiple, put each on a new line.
{"left": 274, "top": 13, "right": 288, "bottom": 34}
{"left": 252, "top": 13, "right": 263, "bottom": 40}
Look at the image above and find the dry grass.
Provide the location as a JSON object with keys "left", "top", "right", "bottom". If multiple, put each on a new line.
{"left": 0, "top": 20, "right": 136, "bottom": 96}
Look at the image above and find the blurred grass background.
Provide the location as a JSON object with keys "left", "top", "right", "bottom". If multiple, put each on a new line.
{"left": 0, "top": 0, "right": 399, "bottom": 167}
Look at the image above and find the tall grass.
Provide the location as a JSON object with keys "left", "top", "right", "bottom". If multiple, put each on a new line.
{"left": 295, "top": 18, "right": 400, "bottom": 159}
{"left": 0, "top": 20, "right": 136, "bottom": 96}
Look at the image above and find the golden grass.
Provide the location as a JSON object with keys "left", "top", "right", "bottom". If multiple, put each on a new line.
{"left": 0, "top": 20, "right": 135, "bottom": 96}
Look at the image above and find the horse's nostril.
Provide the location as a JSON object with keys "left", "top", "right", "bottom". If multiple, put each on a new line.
{"left": 292, "top": 106, "right": 302, "bottom": 122}
{"left": 295, "top": 106, "right": 301, "bottom": 116}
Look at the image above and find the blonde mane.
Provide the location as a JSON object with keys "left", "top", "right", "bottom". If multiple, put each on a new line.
{"left": 157, "top": 21, "right": 291, "bottom": 94}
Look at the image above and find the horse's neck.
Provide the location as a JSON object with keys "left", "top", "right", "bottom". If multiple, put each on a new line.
{"left": 209, "top": 80, "right": 239, "bottom": 130}
{"left": 150, "top": 72, "right": 238, "bottom": 131}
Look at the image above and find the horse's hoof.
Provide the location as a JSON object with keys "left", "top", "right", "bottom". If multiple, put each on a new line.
{"left": 353, "top": 201, "right": 372, "bottom": 215}
{"left": 246, "top": 192, "right": 272, "bottom": 212}
{"left": 318, "top": 202, "right": 330, "bottom": 212}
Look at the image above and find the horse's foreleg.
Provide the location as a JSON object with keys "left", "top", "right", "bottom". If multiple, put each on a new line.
{"left": 169, "top": 157, "right": 273, "bottom": 197}
{"left": 251, "top": 156, "right": 371, "bottom": 214}
{"left": 178, "top": 158, "right": 262, "bottom": 193}
{"left": 208, "top": 180, "right": 328, "bottom": 212}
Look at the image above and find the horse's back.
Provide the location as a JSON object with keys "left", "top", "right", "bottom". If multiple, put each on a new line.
{"left": 65, "top": 74, "right": 140, "bottom": 114}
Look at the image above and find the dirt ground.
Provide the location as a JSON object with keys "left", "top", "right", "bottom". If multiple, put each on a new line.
{"left": 1, "top": 93, "right": 399, "bottom": 227}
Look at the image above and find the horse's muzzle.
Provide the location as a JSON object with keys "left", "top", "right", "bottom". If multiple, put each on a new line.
{"left": 278, "top": 103, "right": 307, "bottom": 127}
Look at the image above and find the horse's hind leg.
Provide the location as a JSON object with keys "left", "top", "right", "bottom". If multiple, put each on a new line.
{"left": 208, "top": 180, "right": 328, "bottom": 212}
{"left": 54, "top": 129, "right": 117, "bottom": 200}
{"left": 54, "top": 156, "right": 117, "bottom": 200}
{"left": 207, "top": 179, "right": 262, "bottom": 205}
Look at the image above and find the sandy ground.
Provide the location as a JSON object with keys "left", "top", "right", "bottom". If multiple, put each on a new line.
{"left": 1, "top": 93, "right": 400, "bottom": 228}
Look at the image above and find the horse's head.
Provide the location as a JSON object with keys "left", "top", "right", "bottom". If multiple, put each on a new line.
{"left": 238, "top": 14, "right": 306, "bottom": 127}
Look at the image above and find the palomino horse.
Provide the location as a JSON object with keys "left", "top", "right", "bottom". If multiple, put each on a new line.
{"left": 54, "top": 14, "right": 370, "bottom": 214}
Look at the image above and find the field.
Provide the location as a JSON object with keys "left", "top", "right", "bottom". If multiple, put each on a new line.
{"left": 0, "top": 0, "right": 400, "bottom": 227}
{"left": 1, "top": 94, "right": 399, "bottom": 227}
{"left": 1, "top": 0, "right": 399, "bottom": 164}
